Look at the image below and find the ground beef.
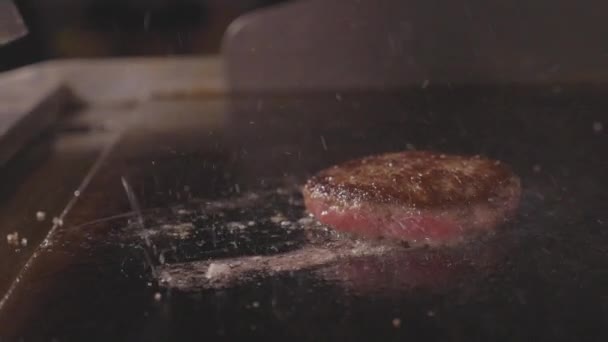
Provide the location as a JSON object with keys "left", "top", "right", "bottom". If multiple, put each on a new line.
{"left": 302, "top": 151, "right": 521, "bottom": 246}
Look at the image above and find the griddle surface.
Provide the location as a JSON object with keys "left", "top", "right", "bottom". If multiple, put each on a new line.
{"left": 0, "top": 90, "right": 606, "bottom": 341}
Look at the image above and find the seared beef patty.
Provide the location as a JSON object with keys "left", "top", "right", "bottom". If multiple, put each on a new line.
{"left": 302, "top": 151, "right": 521, "bottom": 246}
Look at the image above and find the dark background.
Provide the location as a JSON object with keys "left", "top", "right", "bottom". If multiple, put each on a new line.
{"left": 1, "top": 0, "right": 288, "bottom": 71}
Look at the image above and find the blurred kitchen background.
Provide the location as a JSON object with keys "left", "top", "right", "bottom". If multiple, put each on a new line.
{"left": 1, "top": 0, "right": 288, "bottom": 71}
{"left": 3, "top": 0, "right": 608, "bottom": 83}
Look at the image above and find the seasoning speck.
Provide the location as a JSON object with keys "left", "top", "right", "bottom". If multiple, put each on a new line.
{"left": 154, "top": 292, "right": 162, "bottom": 301}
{"left": 20, "top": 238, "right": 27, "bottom": 247}
{"left": 270, "top": 214, "right": 286, "bottom": 224}
{"left": 6, "top": 232, "right": 19, "bottom": 246}
{"left": 36, "top": 211, "right": 46, "bottom": 221}
{"left": 52, "top": 217, "right": 64, "bottom": 227}
{"left": 227, "top": 222, "right": 247, "bottom": 230}
{"left": 205, "top": 263, "right": 231, "bottom": 280}
{"left": 297, "top": 217, "right": 314, "bottom": 225}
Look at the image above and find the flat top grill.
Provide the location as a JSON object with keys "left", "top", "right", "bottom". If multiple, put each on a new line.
{"left": 0, "top": 82, "right": 605, "bottom": 340}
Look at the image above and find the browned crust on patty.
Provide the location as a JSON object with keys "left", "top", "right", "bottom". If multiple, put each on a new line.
{"left": 304, "top": 151, "right": 520, "bottom": 209}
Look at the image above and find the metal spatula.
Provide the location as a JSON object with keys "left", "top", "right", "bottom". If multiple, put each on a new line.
{"left": 0, "top": 1, "right": 27, "bottom": 46}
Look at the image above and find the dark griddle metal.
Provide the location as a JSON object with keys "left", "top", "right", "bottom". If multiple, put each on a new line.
{"left": 0, "top": 88, "right": 606, "bottom": 341}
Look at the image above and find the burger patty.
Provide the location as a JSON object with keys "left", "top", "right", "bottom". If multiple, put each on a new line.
{"left": 302, "top": 151, "right": 521, "bottom": 246}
